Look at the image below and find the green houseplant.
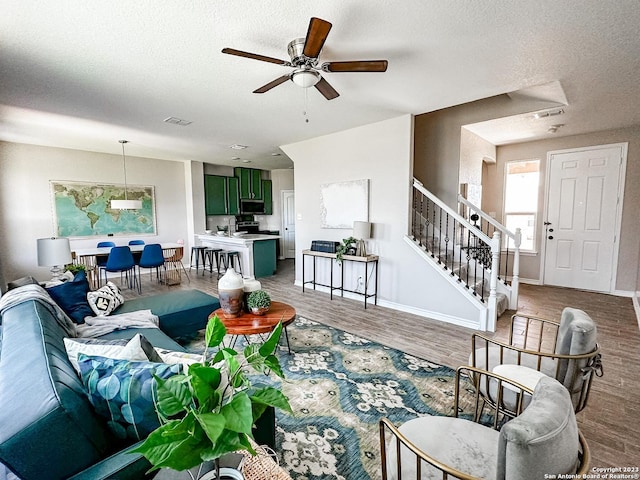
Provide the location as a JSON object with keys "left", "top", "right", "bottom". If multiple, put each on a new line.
{"left": 132, "top": 314, "right": 291, "bottom": 479}
{"left": 64, "top": 263, "right": 86, "bottom": 275}
{"left": 247, "top": 290, "right": 271, "bottom": 315}
{"left": 335, "top": 236, "right": 357, "bottom": 264}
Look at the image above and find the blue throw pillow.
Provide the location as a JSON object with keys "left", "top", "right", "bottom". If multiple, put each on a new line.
{"left": 77, "top": 354, "right": 181, "bottom": 441}
{"left": 46, "top": 270, "right": 94, "bottom": 324}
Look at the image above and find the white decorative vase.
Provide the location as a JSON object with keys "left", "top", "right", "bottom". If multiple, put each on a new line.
{"left": 217, "top": 267, "right": 245, "bottom": 318}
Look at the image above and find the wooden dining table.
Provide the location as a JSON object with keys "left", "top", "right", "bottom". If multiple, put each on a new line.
{"left": 72, "top": 242, "right": 184, "bottom": 288}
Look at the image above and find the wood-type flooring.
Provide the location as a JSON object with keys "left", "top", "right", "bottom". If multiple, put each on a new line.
{"left": 126, "top": 258, "right": 640, "bottom": 471}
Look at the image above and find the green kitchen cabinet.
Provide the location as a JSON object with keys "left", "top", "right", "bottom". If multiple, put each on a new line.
{"left": 253, "top": 239, "right": 277, "bottom": 277}
{"left": 234, "top": 167, "right": 263, "bottom": 200}
{"left": 205, "top": 175, "right": 239, "bottom": 215}
{"left": 262, "top": 179, "right": 273, "bottom": 215}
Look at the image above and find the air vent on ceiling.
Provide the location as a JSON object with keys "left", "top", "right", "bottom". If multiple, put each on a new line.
{"left": 533, "top": 108, "right": 564, "bottom": 120}
{"left": 163, "top": 116, "right": 192, "bottom": 126}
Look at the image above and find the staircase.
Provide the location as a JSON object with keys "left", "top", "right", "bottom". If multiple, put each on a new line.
{"left": 406, "top": 179, "right": 521, "bottom": 332}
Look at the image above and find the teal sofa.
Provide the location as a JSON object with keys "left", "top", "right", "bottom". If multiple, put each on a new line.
{"left": 0, "top": 287, "right": 220, "bottom": 480}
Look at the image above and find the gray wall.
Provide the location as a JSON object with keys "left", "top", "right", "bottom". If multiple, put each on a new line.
{"left": 414, "top": 94, "right": 560, "bottom": 207}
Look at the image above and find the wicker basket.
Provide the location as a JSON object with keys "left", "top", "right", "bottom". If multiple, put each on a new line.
{"left": 241, "top": 440, "right": 292, "bottom": 480}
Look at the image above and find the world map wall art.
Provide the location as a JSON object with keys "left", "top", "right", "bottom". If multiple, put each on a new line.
{"left": 51, "top": 181, "right": 157, "bottom": 237}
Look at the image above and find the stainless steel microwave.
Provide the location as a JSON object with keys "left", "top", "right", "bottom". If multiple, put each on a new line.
{"left": 240, "top": 200, "right": 265, "bottom": 214}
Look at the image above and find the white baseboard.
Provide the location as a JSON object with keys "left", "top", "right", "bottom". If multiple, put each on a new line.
{"left": 518, "top": 278, "right": 541, "bottom": 285}
{"left": 294, "top": 280, "right": 481, "bottom": 331}
{"left": 613, "top": 289, "right": 635, "bottom": 298}
{"left": 633, "top": 291, "right": 640, "bottom": 331}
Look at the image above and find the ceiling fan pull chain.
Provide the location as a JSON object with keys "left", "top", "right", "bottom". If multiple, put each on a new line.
{"left": 303, "top": 87, "right": 310, "bottom": 123}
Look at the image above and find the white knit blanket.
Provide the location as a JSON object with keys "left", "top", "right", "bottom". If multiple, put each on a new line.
{"left": 75, "top": 309, "right": 159, "bottom": 338}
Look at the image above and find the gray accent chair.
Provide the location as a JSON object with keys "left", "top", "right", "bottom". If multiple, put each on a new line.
{"left": 380, "top": 367, "right": 590, "bottom": 480}
{"left": 470, "top": 307, "right": 602, "bottom": 412}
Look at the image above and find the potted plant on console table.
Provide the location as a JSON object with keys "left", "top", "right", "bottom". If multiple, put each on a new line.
{"left": 133, "top": 314, "right": 291, "bottom": 479}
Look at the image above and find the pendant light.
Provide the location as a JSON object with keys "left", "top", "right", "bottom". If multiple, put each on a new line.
{"left": 110, "top": 140, "right": 142, "bottom": 210}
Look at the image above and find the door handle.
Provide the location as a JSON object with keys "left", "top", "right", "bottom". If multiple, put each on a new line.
{"left": 549, "top": 228, "right": 554, "bottom": 232}
{"left": 548, "top": 236, "right": 554, "bottom": 240}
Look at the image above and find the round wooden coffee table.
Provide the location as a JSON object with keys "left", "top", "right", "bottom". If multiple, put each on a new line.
{"left": 209, "top": 301, "right": 296, "bottom": 353}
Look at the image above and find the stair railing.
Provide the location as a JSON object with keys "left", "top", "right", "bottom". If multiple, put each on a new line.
{"left": 457, "top": 195, "right": 521, "bottom": 309}
{"left": 411, "top": 179, "right": 500, "bottom": 328}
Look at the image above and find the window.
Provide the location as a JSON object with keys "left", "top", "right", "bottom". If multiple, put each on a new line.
{"left": 503, "top": 160, "right": 540, "bottom": 251}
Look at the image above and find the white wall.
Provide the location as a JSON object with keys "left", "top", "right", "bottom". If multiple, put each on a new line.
{"left": 282, "top": 115, "right": 482, "bottom": 325}
{"left": 0, "top": 141, "right": 189, "bottom": 285}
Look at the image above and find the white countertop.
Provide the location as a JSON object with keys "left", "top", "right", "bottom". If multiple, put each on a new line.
{"left": 197, "top": 233, "right": 280, "bottom": 245}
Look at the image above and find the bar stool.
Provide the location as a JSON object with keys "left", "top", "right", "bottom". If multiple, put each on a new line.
{"left": 222, "top": 251, "right": 243, "bottom": 276}
{"left": 190, "top": 246, "right": 207, "bottom": 273}
{"left": 203, "top": 247, "right": 223, "bottom": 278}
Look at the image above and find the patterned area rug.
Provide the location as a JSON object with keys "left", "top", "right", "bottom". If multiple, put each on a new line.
{"left": 184, "top": 316, "right": 475, "bottom": 480}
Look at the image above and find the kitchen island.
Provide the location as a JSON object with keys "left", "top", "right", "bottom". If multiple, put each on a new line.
{"left": 196, "top": 233, "right": 280, "bottom": 278}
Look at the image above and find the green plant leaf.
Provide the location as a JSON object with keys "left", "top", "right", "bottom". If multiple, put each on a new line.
{"left": 201, "top": 429, "right": 253, "bottom": 461}
{"left": 205, "top": 314, "right": 227, "bottom": 349}
{"left": 263, "top": 354, "right": 284, "bottom": 378}
{"left": 189, "top": 364, "right": 222, "bottom": 409}
{"left": 195, "top": 411, "right": 226, "bottom": 444}
{"left": 251, "top": 386, "right": 293, "bottom": 414}
{"left": 220, "top": 391, "right": 253, "bottom": 434}
{"left": 258, "top": 321, "right": 282, "bottom": 357}
{"left": 154, "top": 374, "right": 192, "bottom": 417}
{"left": 132, "top": 414, "right": 205, "bottom": 472}
{"left": 213, "top": 347, "right": 238, "bottom": 364}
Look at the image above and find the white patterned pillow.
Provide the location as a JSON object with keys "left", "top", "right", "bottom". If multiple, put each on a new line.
{"left": 64, "top": 334, "right": 161, "bottom": 373}
{"left": 154, "top": 348, "right": 204, "bottom": 373}
{"left": 86, "top": 282, "right": 124, "bottom": 316}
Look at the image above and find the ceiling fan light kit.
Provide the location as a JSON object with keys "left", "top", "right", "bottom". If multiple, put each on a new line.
{"left": 222, "top": 17, "right": 388, "bottom": 100}
{"left": 292, "top": 68, "right": 320, "bottom": 88}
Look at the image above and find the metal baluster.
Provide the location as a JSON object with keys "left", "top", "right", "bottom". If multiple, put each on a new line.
{"left": 504, "top": 240, "right": 510, "bottom": 285}
{"left": 424, "top": 195, "right": 429, "bottom": 248}
{"left": 465, "top": 227, "right": 471, "bottom": 289}
{"left": 473, "top": 231, "right": 479, "bottom": 297}
{"left": 437, "top": 206, "right": 443, "bottom": 263}
{"left": 444, "top": 212, "right": 450, "bottom": 270}
{"left": 431, "top": 200, "right": 436, "bottom": 258}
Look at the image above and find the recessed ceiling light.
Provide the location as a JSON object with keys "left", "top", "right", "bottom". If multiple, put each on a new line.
{"left": 163, "top": 116, "right": 192, "bottom": 126}
{"left": 271, "top": 152, "right": 282, "bottom": 156}
{"left": 231, "top": 157, "right": 241, "bottom": 160}
{"left": 242, "top": 160, "right": 251, "bottom": 163}
{"left": 229, "top": 144, "right": 248, "bottom": 150}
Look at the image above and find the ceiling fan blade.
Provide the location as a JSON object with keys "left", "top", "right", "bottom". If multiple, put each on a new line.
{"left": 222, "top": 48, "right": 290, "bottom": 66}
{"left": 303, "top": 17, "right": 332, "bottom": 58}
{"left": 253, "top": 75, "right": 291, "bottom": 94}
{"left": 314, "top": 77, "right": 339, "bottom": 100}
{"left": 322, "top": 60, "right": 388, "bottom": 72}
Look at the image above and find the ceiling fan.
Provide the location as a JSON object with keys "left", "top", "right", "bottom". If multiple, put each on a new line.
{"left": 222, "top": 17, "right": 388, "bottom": 100}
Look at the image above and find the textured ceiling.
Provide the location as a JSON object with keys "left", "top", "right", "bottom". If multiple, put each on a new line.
{"left": 2, "top": 1, "right": 640, "bottom": 169}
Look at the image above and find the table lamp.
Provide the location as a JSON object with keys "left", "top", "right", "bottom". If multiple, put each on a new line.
{"left": 37, "top": 237, "right": 72, "bottom": 280}
{"left": 353, "top": 221, "right": 371, "bottom": 256}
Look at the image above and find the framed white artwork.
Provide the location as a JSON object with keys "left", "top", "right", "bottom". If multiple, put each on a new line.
{"left": 320, "top": 179, "right": 369, "bottom": 228}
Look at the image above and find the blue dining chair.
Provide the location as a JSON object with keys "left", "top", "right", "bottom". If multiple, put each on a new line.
{"left": 96, "top": 241, "right": 116, "bottom": 285}
{"left": 138, "top": 244, "right": 166, "bottom": 287}
{"left": 103, "top": 246, "right": 139, "bottom": 293}
{"left": 129, "top": 239, "right": 145, "bottom": 265}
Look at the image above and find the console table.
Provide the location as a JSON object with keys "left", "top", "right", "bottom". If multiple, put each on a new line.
{"left": 302, "top": 249, "right": 379, "bottom": 308}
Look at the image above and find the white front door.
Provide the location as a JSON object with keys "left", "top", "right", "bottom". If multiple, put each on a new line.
{"left": 281, "top": 190, "right": 296, "bottom": 259}
{"left": 542, "top": 144, "right": 626, "bottom": 292}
